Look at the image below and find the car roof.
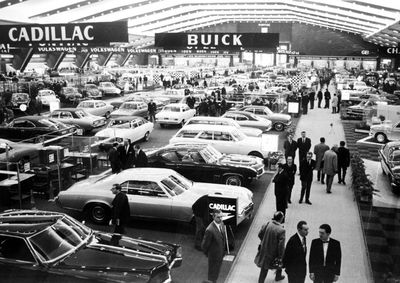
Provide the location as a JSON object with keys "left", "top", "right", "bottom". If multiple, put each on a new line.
{"left": 117, "top": 168, "right": 181, "bottom": 180}
{"left": 164, "top": 103, "right": 188, "bottom": 107}
{"left": 163, "top": 143, "right": 208, "bottom": 150}
{"left": 225, "top": 110, "right": 254, "bottom": 116}
{"left": 52, "top": 108, "right": 79, "bottom": 112}
{"left": 79, "top": 100, "right": 105, "bottom": 103}
{"left": 180, "top": 124, "right": 237, "bottom": 131}
{"left": 0, "top": 210, "right": 65, "bottom": 236}
{"left": 187, "top": 116, "right": 233, "bottom": 122}
{"left": 111, "top": 116, "right": 143, "bottom": 122}
{"left": 14, "top": 115, "right": 49, "bottom": 121}
{"left": 240, "top": 105, "right": 266, "bottom": 109}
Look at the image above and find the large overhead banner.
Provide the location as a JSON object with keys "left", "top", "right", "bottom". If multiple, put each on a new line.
{"left": 155, "top": 33, "right": 279, "bottom": 51}
{"left": 0, "top": 21, "right": 128, "bottom": 46}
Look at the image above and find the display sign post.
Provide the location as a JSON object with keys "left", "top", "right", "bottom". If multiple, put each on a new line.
{"left": 207, "top": 195, "right": 238, "bottom": 227}
{"left": 288, "top": 102, "right": 300, "bottom": 114}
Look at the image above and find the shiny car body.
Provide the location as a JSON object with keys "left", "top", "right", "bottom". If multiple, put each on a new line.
{"left": 95, "top": 116, "right": 154, "bottom": 143}
{"left": 110, "top": 101, "right": 148, "bottom": 119}
{"left": 10, "top": 93, "right": 30, "bottom": 109}
{"left": 147, "top": 143, "right": 265, "bottom": 187}
{"left": 222, "top": 111, "right": 273, "bottom": 132}
{"left": 110, "top": 93, "right": 169, "bottom": 111}
{"left": 346, "top": 100, "right": 382, "bottom": 119}
{"left": 60, "top": 87, "right": 83, "bottom": 102}
{"left": 37, "top": 89, "right": 60, "bottom": 106}
{"left": 57, "top": 168, "right": 253, "bottom": 226}
{"left": 82, "top": 84, "right": 102, "bottom": 99}
{"left": 238, "top": 106, "right": 291, "bottom": 131}
{"left": 379, "top": 141, "right": 400, "bottom": 192}
{"left": 370, "top": 120, "right": 400, "bottom": 143}
{"left": 98, "top": 82, "right": 121, "bottom": 96}
{"left": 0, "top": 210, "right": 181, "bottom": 283}
{"left": 77, "top": 100, "right": 114, "bottom": 118}
{"left": 155, "top": 103, "right": 196, "bottom": 127}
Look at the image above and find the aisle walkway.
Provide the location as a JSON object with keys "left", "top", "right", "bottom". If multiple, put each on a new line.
{"left": 225, "top": 107, "right": 373, "bottom": 283}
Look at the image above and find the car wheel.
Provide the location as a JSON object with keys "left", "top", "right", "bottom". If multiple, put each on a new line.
{"left": 375, "top": 133, "right": 387, "bottom": 143}
{"left": 248, "top": 151, "right": 263, "bottom": 159}
{"left": 143, "top": 131, "right": 150, "bottom": 142}
{"left": 87, "top": 203, "right": 110, "bottom": 224}
{"left": 104, "top": 111, "right": 111, "bottom": 119}
{"left": 224, "top": 175, "right": 243, "bottom": 186}
{"left": 274, "top": 122, "right": 284, "bottom": 131}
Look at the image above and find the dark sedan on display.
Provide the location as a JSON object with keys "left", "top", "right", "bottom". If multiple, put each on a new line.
{"left": 0, "top": 210, "right": 181, "bottom": 283}
{"left": 146, "top": 143, "right": 265, "bottom": 186}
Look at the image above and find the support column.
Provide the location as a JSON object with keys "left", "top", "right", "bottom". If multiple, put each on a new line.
{"left": 229, "top": 55, "right": 234, "bottom": 67}
{"left": 239, "top": 51, "right": 243, "bottom": 63}
{"left": 158, "top": 54, "right": 163, "bottom": 66}
{"left": 116, "top": 53, "right": 130, "bottom": 66}
{"left": 12, "top": 48, "right": 34, "bottom": 72}
{"left": 273, "top": 53, "right": 277, "bottom": 66}
{"left": 75, "top": 52, "right": 92, "bottom": 69}
{"left": 46, "top": 52, "right": 65, "bottom": 70}
{"left": 394, "top": 56, "right": 400, "bottom": 71}
{"left": 252, "top": 51, "right": 256, "bottom": 66}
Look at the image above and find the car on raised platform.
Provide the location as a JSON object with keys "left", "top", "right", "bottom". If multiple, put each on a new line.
{"left": 370, "top": 121, "right": 400, "bottom": 143}
{"left": 238, "top": 105, "right": 291, "bottom": 131}
{"left": 378, "top": 141, "right": 400, "bottom": 192}
{"left": 0, "top": 210, "right": 181, "bottom": 283}
{"left": 110, "top": 101, "right": 148, "bottom": 118}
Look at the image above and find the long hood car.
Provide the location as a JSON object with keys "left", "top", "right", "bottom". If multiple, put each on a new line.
{"left": 110, "top": 101, "right": 148, "bottom": 118}
{"left": 57, "top": 168, "right": 253, "bottom": 226}
{"left": 77, "top": 100, "right": 114, "bottom": 118}
{"left": 0, "top": 210, "right": 181, "bottom": 283}
{"left": 147, "top": 143, "right": 264, "bottom": 187}
{"left": 0, "top": 116, "right": 76, "bottom": 142}
{"left": 379, "top": 141, "right": 400, "bottom": 192}
{"left": 222, "top": 111, "right": 272, "bottom": 132}
{"left": 238, "top": 106, "right": 291, "bottom": 131}
{"left": 346, "top": 100, "right": 385, "bottom": 119}
{"left": 95, "top": 116, "right": 154, "bottom": 143}
{"left": 110, "top": 94, "right": 169, "bottom": 111}
{"left": 155, "top": 103, "right": 197, "bottom": 127}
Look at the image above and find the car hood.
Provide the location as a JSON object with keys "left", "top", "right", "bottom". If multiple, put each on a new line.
{"left": 218, "top": 154, "right": 264, "bottom": 171}
{"left": 240, "top": 127, "right": 262, "bottom": 137}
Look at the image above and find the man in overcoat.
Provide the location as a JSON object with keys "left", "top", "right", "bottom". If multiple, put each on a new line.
{"left": 322, "top": 146, "right": 338, "bottom": 193}
{"left": 313, "top": 137, "right": 329, "bottom": 184}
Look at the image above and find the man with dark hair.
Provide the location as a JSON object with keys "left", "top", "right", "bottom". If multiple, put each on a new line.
{"left": 324, "top": 89, "right": 331, "bottom": 109}
{"left": 283, "top": 221, "right": 309, "bottom": 283}
{"left": 284, "top": 134, "right": 298, "bottom": 160}
{"left": 317, "top": 89, "right": 323, "bottom": 108}
{"left": 110, "top": 183, "right": 130, "bottom": 234}
{"left": 147, "top": 99, "right": 157, "bottom": 123}
{"left": 273, "top": 163, "right": 288, "bottom": 219}
{"left": 314, "top": 137, "right": 329, "bottom": 184}
{"left": 201, "top": 209, "right": 227, "bottom": 283}
{"left": 109, "top": 142, "right": 121, "bottom": 174}
{"left": 132, "top": 144, "right": 148, "bottom": 167}
{"left": 309, "top": 224, "right": 342, "bottom": 283}
{"left": 283, "top": 156, "right": 297, "bottom": 204}
{"left": 297, "top": 131, "right": 312, "bottom": 169}
{"left": 323, "top": 146, "right": 338, "bottom": 194}
{"left": 337, "top": 141, "right": 350, "bottom": 185}
{"left": 299, "top": 152, "right": 315, "bottom": 205}
{"left": 186, "top": 93, "right": 196, "bottom": 109}
{"left": 118, "top": 139, "right": 133, "bottom": 169}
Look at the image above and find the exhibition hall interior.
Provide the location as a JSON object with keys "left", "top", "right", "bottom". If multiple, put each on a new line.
{"left": 0, "top": 0, "right": 400, "bottom": 282}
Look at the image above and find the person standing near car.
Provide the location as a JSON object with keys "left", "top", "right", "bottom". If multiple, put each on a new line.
{"left": 283, "top": 156, "right": 297, "bottom": 205}
{"left": 273, "top": 163, "right": 288, "bottom": 219}
{"left": 297, "top": 131, "right": 312, "bottom": 170}
{"left": 186, "top": 93, "right": 196, "bottom": 109}
{"left": 337, "top": 141, "right": 350, "bottom": 185}
{"left": 109, "top": 142, "right": 121, "bottom": 174}
{"left": 314, "top": 137, "right": 329, "bottom": 184}
{"left": 110, "top": 183, "right": 130, "bottom": 234}
{"left": 324, "top": 89, "right": 331, "bottom": 109}
{"left": 132, "top": 144, "right": 148, "bottom": 168}
{"left": 317, "top": 89, "right": 323, "bottom": 108}
{"left": 284, "top": 134, "right": 298, "bottom": 160}
{"left": 148, "top": 99, "right": 157, "bottom": 123}
{"left": 118, "top": 139, "right": 133, "bottom": 169}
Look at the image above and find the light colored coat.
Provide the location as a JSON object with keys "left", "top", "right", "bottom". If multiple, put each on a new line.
{"left": 323, "top": 149, "right": 338, "bottom": 175}
{"left": 255, "top": 220, "right": 285, "bottom": 269}
{"left": 331, "top": 96, "right": 339, "bottom": 107}
{"left": 314, "top": 143, "right": 329, "bottom": 170}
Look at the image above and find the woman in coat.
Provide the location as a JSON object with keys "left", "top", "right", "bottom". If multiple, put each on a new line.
{"left": 331, "top": 93, "right": 339, "bottom": 113}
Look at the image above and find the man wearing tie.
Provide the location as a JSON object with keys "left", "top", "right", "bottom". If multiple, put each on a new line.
{"left": 283, "top": 221, "right": 309, "bottom": 283}
{"left": 118, "top": 139, "right": 133, "bottom": 169}
{"left": 300, "top": 152, "right": 315, "bottom": 204}
{"left": 201, "top": 209, "right": 227, "bottom": 283}
{"left": 309, "top": 224, "right": 342, "bottom": 283}
{"left": 283, "top": 134, "right": 298, "bottom": 160}
{"left": 297, "top": 131, "right": 312, "bottom": 169}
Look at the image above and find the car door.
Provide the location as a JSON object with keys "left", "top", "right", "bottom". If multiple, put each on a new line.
{"left": 235, "top": 114, "right": 252, "bottom": 128}
{"left": 388, "top": 122, "right": 400, "bottom": 141}
{"left": 208, "top": 130, "right": 237, "bottom": 155}
{"left": 138, "top": 103, "right": 148, "bottom": 117}
{"left": 5, "top": 120, "right": 27, "bottom": 141}
{"left": 94, "top": 102, "right": 104, "bottom": 116}
{"left": 129, "top": 121, "right": 141, "bottom": 142}
{"left": 122, "top": 180, "right": 172, "bottom": 220}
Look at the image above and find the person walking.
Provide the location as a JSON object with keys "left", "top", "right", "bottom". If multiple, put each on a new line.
{"left": 192, "top": 194, "right": 210, "bottom": 251}
{"left": 147, "top": 99, "right": 157, "bottom": 123}
{"left": 324, "top": 89, "right": 331, "bottom": 109}
{"left": 132, "top": 144, "right": 148, "bottom": 167}
{"left": 299, "top": 152, "right": 315, "bottom": 204}
{"left": 118, "top": 139, "right": 134, "bottom": 169}
{"left": 273, "top": 163, "right": 288, "bottom": 219}
{"left": 283, "top": 156, "right": 297, "bottom": 204}
{"left": 337, "top": 91, "right": 342, "bottom": 113}
{"left": 283, "top": 134, "right": 298, "bottom": 160}
{"left": 302, "top": 93, "right": 309, "bottom": 115}
{"left": 309, "top": 90, "right": 315, "bottom": 110}
{"left": 297, "top": 131, "right": 312, "bottom": 170}
{"left": 337, "top": 141, "right": 350, "bottom": 185}
{"left": 283, "top": 221, "right": 309, "bottom": 283}
{"left": 314, "top": 137, "right": 330, "bottom": 184}
{"left": 201, "top": 209, "right": 227, "bottom": 283}
{"left": 331, "top": 94, "right": 338, "bottom": 114}
{"left": 309, "top": 224, "right": 342, "bottom": 283}
{"left": 317, "top": 89, "right": 323, "bottom": 108}
{"left": 322, "top": 146, "right": 338, "bottom": 194}
{"left": 255, "top": 211, "right": 286, "bottom": 283}
{"left": 109, "top": 142, "right": 121, "bottom": 174}
{"left": 110, "top": 183, "right": 130, "bottom": 234}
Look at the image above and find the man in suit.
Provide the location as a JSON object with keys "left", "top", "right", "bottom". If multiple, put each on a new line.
{"left": 300, "top": 152, "right": 316, "bottom": 205}
{"left": 201, "top": 209, "right": 227, "bottom": 283}
{"left": 284, "top": 134, "right": 298, "bottom": 160}
{"left": 322, "top": 146, "right": 338, "bottom": 194}
{"left": 337, "top": 141, "right": 350, "bottom": 185}
{"left": 118, "top": 139, "right": 133, "bottom": 170}
{"left": 109, "top": 142, "right": 121, "bottom": 174}
{"left": 283, "top": 221, "right": 309, "bottom": 283}
{"left": 309, "top": 90, "right": 315, "bottom": 110}
{"left": 297, "top": 131, "right": 312, "bottom": 169}
{"left": 314, "top": 137, "right": 330, "bottom": 184}
{"left": 132, "top": 144, "right": 148, "bottom": 167}
{"left": 273, "top": 163, "right": 288, "bottom": 219}
{"left": 148, "top": 99, "right": 157, "bottom": 123}
{"left": 283, "top": 156, "right": 297, "bottom": 204}
{"left": 317, "top": 90, "right": 323, "bottom": 108}
{"left": 110, "top": 184, "right": 130, "bottom": 234}
{"left": 186, "top": 93, "right": 196, "bottom": 109}
{"left": 309, "top": 224, "right": 341, "bottom": 283}
{"left": 324, "top": 89, "right": 331, "bottom": 109}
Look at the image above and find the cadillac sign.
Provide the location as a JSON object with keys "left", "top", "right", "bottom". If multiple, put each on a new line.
{"left": 155, "top": 33, "right": 279, "bottom": 51}
{"left": 208, "top": 195, "right": 238, "bottom": 226}
{"left": 0, "top": 22, "right": 128, "bottom": 46}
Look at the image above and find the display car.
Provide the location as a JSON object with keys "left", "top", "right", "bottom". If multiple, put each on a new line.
{"left": 146, "top": 143, "right": 265, "bottom": 186}
{"left": 169, "top": 124, "right": 270, "bottom": 159}
{"left": 49, "top": 108, "right": 106, "bottom": 135}
{"left": 370, "top": 120, "right": 400, "bottom": 143}
{"left": 155, "top": 103, "right": 197, "bottom": 127}
{"left": 57, "top": 168, "right": 254, "bottom": 226}
{"left": 0, "top": 210, "right": 181, "bottom": 283}
{"left": 346, "top": 100, "right": 381, "bottom": 119}
{"left": 379, "top": 141, "right": 400, "bottom": 192}
{"left": 157, "top": 89, "right": 185, "bottom": 103}
{"left": 110, "top": 93, "right": 169, "bottom": 111}
{"left": 98, "top": 81, "right": 121, "bottom": 96}
{"left": 110, "top": 101, "right": 148, "bottom": 119}
{"left": 37, "top": 89, "right": 60, "bottom": 106}
{"left": 82, "top": 84, "right": 102, "bottom": 99}
{"left": 95, "top": 116, "right": 154, "bottom": 143}
{"left": 238, "top": 105, "right": 292, "bottom": 131}
{"left": 0, "top": 116, "right": 76, "bottom": 142}
{"left": 77, "top": 100, "right": 114, "bottom": 119}
{"left": 59, "top": 87, "right": 83, "bottom": 102}
{"left": 183, "top": 116, "right": 262, "bottom": 137}
{"left": 10, "top": 93, "right": 30, "bottom": 109}
{"left": 222, "top": 111, "right": 273, "bottom": 132}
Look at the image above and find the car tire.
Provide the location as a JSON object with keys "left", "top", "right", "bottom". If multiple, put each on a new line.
{"left": 104, "top": 111, "right": 110, "bottom": 119}
{"left": 375, "top": 133, "right": 387, "bottom": 143}
{"left": 86, "top": 203, "right": 110, "bottom": 224}
{"left": 143, "top": 131, "right": 150, "bottom": 142}
{"left": 248, "top": 151, "right": 263, "bottom": 159}
{"left": 274, "top": 122, "right": 284, "bottom": 131}
{"left": 224, "top": 175, "right": 243, "bottom": 186}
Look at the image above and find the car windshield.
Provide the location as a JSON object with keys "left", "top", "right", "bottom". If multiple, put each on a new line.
{"left": 28, "top": 216, "right": 91, "bottom": 262}
{"left": 199, "top": 145, "right": 223, "bottom": 163}
{"left": 161, "top": 174, "right": 192, "bottom": 196}
{"left": 121, "top": 103, "right": 138, "bottom": 110}
{"left": 38, "top": 119, "right": 58, "bottom": 128}
{"left": 75, "top": 110, "right": 88, "bottom": 118}
{"left": 163, "top": 106, "right": 181, "bottom": 112}
{"left": 78, "top": 101, "right": 94, "bottom": 108}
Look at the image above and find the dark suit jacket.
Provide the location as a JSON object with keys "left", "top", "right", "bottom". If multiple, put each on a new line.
{"left": 118, "top": 144, "right": 134, "bottom": 169}
{"left": 283, "top": 163, "right": 297, "bottom": 186}
{"left": 201, "top": 222, "right": 226, "bottom": 260}
{"left": 300, "top": 159, "right": 316, "bottom": 181}
{"left": 283, "top": 233, "right": 307, "bottom": 276}
{"left": 108, "top": 147, "right": 121, "bottom": 171}
{"left": 297, "top": 137, "right": 312, "bottom": 156}
{"left": 111, "top": 192, "right": 130, "bottom": 225}
{"left": 273, "top": 170, "right": 288, "bottom": 198}
{"left": 337, "top": 147, "right": 350, "bottom": 167}
{"left": 309, "top": 238, "right": 342, "bottom": 276}
{"left": 133, "top": 150, "right": 148, "bottom": 167}
{"left": 283, "top": 140, "right": 298, "bottom": 158}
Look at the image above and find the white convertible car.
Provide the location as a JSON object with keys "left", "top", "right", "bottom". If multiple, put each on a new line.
{"left": 155, "top": 103, "right": 196, "bottom": 127}
{"left": 95, "top": 116, "right": 154, "bottom": 142}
